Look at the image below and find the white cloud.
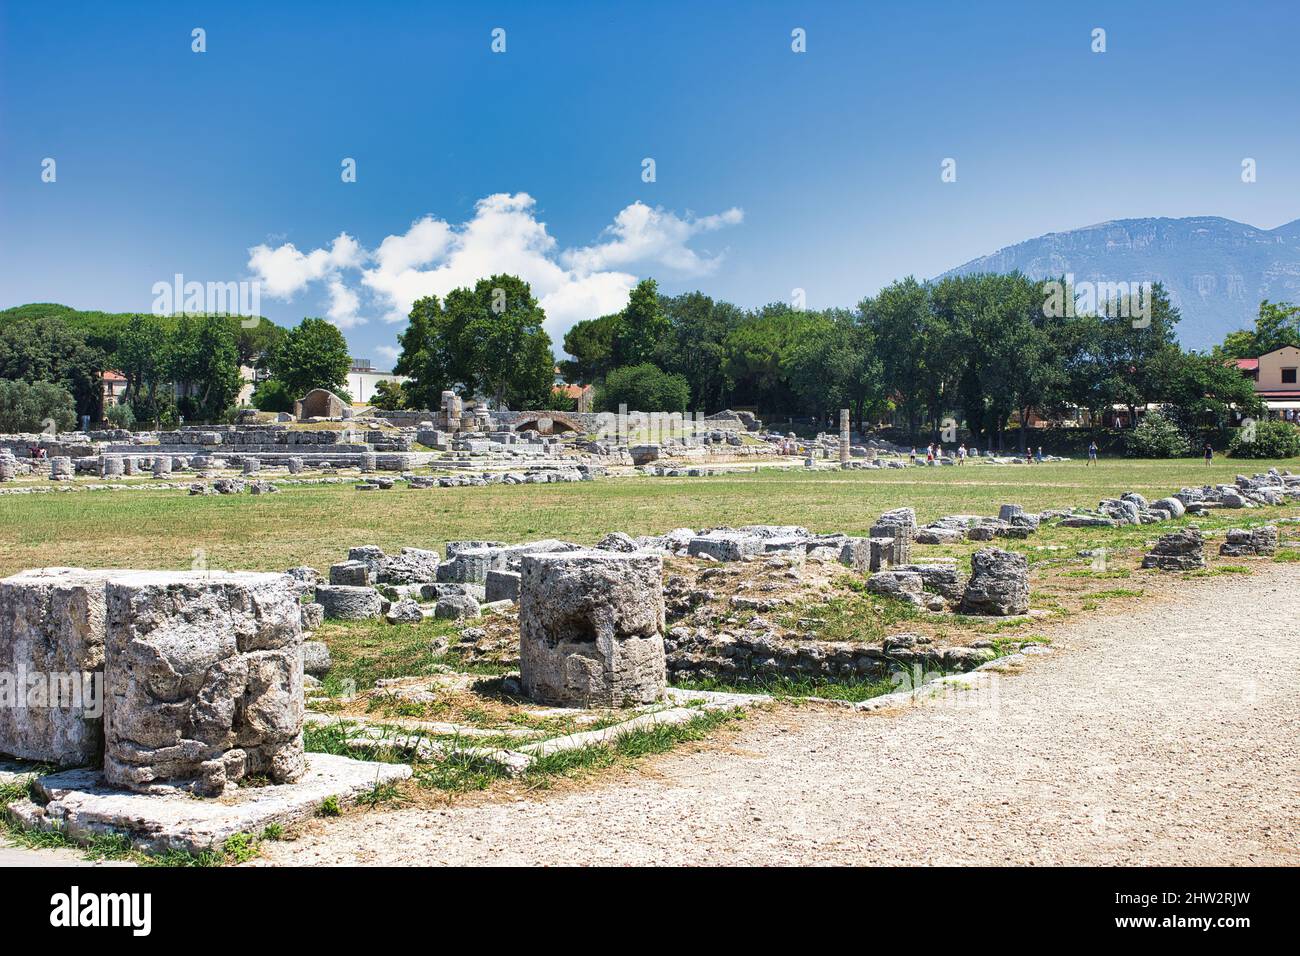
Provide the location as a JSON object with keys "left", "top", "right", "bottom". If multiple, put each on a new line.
{"left": 247, "top": 234, "right": 363, "bottom": 299}
{"left": 562, "top": 202, "right": 743, "bottom": 277}
{"left": 374, "top": 344, "right": 401, "bottom": 364}
{"left": 245, "top": 193, "right": 742, "bottom": 342}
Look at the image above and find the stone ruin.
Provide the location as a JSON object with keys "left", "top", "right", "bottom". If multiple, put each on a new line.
{"left": 958, "top": 548, "right": 1031, "bottom": 616}
{"left": 518, "top": 550, "right": 667, "bottom": 708}
{"left": 1141, "top": 529, "right": 1207, "bottom": 571}
{"left": 1219, "top": 525, "right": 1278, "bottom": 557}
{"left": 0, "top": 568, "right": 114, "bottom": 767}
{"left": 102, "top": 571, "right": 305, "bottom": 796}
{"left": 294, "top": 388, "right": 351, "bottom": 420}
{"left": 1, "top": 568, "right": 306, "bottom": 795}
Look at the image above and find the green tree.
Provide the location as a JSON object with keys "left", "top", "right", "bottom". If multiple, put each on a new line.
{"left": 0, "top": 378, "right": 77, "bottom": 432}
{"left": 559, "top": 313, "right": 619, "bottom": 384}
{"left": 114, "top": 315, "right": 170, "bottom": 423}
{"left": 394, "top": 275, "right": 555, "bottom": 410}
{"left": 167, "top": 315, "right": 242, "bottom": 422}
{"left": 613, "top": 279, "right": 670, "bottom": 367}
{"left": 596, "top": 363, "right": 691, "bottom": 412}
{"left": 1228, "top": 418, "right": 1300, "bottom": 459}
{"left": 656, "top": 292, "right": 746, "bottom": 411}
{"left": 0, "top": 314, "right": 105, "bottom": 422}
{"left": 1125, "top": 409, "right": 1191, "bottom": 458}
{"left": 1216, "top": 300, "right": 1300, "bottom": 358}
{"left": 860, "top": 277, "right": 930, "bottom": 436}
{"left": 268, "top": 317, "right": 351, "bottom": 398}
{"left": 369, "top": 378, "right": 407, "bottom": 411}
{"left": 250, "top": 378, "right": 296, "bottom": 413}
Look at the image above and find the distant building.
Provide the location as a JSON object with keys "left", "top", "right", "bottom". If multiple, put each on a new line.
{"left": 554, "top": 382, "right": 595, "bottom": 413}
{"left": 1233, "top": 346, "right": 1300, "bottom": 419}
{"left": 102, "top": 370, "right": 128, "bottom": 408}
{"left": 347, "top": 359, "right": 409, "bottom": 405}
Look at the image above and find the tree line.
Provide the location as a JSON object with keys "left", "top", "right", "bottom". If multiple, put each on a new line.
{"left": 0, "top": 304, "right": 352, "bottom": 429}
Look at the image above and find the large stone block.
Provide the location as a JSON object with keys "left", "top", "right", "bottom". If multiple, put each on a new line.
{"left": 687, "top": 534, "right": 761, "bottom": 562}
{"left": 102, "top": 571, "right": 305, "bottom": 796}
{"left": 959, "top": 547, "right": 1030, "bottom": 616}
{"left": 315, "top": 584, "right": 383, "bottom": 620}
{"left": 485, "top": 569, "right": 522, "bottom": 603}
{"left": 0, "top": 568, "right": 116, "bottom": 766}
{"left": 1141, "top": 529, "right": 1207, "bottom": 571}
{"left": 1219, "top": 526, "right": 1277, "bottom": 557}
{"left": 519, "top": 550, "right": 666, "bottom": 707}
{"left": 436, "top": 547, "right": 505, "bottom": 583}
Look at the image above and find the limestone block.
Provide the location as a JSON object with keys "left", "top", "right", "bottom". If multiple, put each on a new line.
{"left": 519, "top": 550, "right": 666, "bottom": 707}
{"left": 102, "top": 571, "right": 304, "bottom": 796}
{"left": 329, "top": 560, "right": 370, "bottom": 586}
{"left": 301, "top": 640, "right": 331, "bottom": 677}
{"left": 314, "top": 584, "right": 382, "bottom": 620}
{"left": 485, "top": 569, "right": 522, "bottom": 603}
{"left": 687, "top": 534, "right": 761, "bottom": 562}
{"left": 1219, "top": 525, "right": 1278, "bottom": 557}
{"left": 959, "top": 548, "right": 1030, "bottom": 615}
{"left": 0, "top": 568, "right": 116, "bottom": 766}
{"left": 1140, "top": 529, "right": 1207, "bottom": 571}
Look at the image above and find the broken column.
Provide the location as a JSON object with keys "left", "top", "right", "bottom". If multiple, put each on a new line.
{"left": 959, "top": 547, "right": 1030, "bottom": 616}
{"left": 519, "top": 550, "right": 666, "bottom": 707}
{"left": 102, "top": 571, "right": 305, "bottom": 796}
{"left": 100, "top": 455, "right": 124, "bottom": 478}
{"left": 1219, "top": 526, "right": 1278, "bottom": 557}
{"left": 1141, "top": 529, "right": 1207, "bottom": 571}
{"left": 49, "top": 457, "right": 73, "bottom": 481}
{"left": 287, "top": 456, "right": 304, "bottom": 475}
{"left": 839, "top": 409, "right": 850, "bottom": 468}
{"left": 242, "top": 457, "right": 260, "bottom": 476}
{"left": 151, "top": 455, "right": 172, "bottom": 478}
{"left": 0, "top": 568, "right": 115, "bottom": 766}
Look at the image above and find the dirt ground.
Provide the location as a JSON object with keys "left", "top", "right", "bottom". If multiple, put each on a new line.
{"left": 256, "top": 559, "right": 1300, "bottom": 866}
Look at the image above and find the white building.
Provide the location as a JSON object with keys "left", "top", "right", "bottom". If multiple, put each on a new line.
{"left": 346, "top": 360, "right": 408, "bottom": 405}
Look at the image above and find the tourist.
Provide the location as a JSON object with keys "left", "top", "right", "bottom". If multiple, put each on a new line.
{"left": 957, "top": 443, "right": 967, "bottom": 465}
{"left": 1087, "top": 440, "right": 1099, "bottom": 466}
{"left": 1036, "top": 446, "right": 1044, "bottom": 463}
{"left": 1203, "top": 440, "right": 1214, "bottom": 466}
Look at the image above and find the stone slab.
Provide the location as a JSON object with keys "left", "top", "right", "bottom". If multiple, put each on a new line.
{"left": 7, "top": 753, "right": 411, "bottom": 855}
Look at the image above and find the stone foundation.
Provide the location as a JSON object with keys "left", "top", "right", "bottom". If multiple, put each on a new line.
{"left": 0, "top": 568, "right": 115, "bottom": 766}
{"left": 519, "top": 550, "right": 666, "bottom": 707}
{"left": 102, "top": 571, "right": 305, "bottom": 796}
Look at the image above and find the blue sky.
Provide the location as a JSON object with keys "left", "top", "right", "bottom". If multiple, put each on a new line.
{"left": 2, "top": 0, "right": 1297, "bottom": 366}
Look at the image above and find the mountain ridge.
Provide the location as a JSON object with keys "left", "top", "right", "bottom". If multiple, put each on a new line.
{"left": 938, "top": 215, "right": 1300, "bottom": 350}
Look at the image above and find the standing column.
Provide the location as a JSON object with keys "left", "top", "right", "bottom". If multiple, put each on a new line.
{"left": 839, "top": 408, "right": 850, "bottom": 468}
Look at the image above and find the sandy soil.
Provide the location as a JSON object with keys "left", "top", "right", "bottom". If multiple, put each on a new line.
{"left": 256, "top": 560, "right": 1300, "bottom": 866}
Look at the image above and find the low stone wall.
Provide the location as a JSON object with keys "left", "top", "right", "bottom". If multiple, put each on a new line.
{"left": 664, "top": 628, "right": 996, "bottom": 684}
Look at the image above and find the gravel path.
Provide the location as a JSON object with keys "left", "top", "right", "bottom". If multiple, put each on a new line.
{"left": 263, "top": 562, "right": 1300, "bottom": 866}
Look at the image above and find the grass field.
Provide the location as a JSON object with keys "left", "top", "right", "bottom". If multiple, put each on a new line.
{"left": 2, "top": 457, "right": 1298, "bottom": 576}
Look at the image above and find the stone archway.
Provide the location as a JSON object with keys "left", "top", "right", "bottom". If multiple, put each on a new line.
{"left": 295, "top": 389, "right": 350, "bottom": 420}
{"left": 513, "top": 411, "right": 581, "bottom": 435}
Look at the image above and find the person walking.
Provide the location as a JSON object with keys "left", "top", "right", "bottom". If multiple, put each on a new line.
{"left": 1087, "top": 440, "right": 1099, "bottom": 466}
{"left": 1035, "top": 445, "right": 1044, "bottom": 463}
{"left": 1203, "top": 440, "right": 1214, "bottom": 466}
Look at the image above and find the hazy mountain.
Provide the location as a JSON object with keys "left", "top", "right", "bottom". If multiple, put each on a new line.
{"left": 939, "top": 216, "right": 1300, "bottom": 350}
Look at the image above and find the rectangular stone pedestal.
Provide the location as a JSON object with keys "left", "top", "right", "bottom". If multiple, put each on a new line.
{"left": 7, "top": 754, "right": 411, "bottom": 855}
